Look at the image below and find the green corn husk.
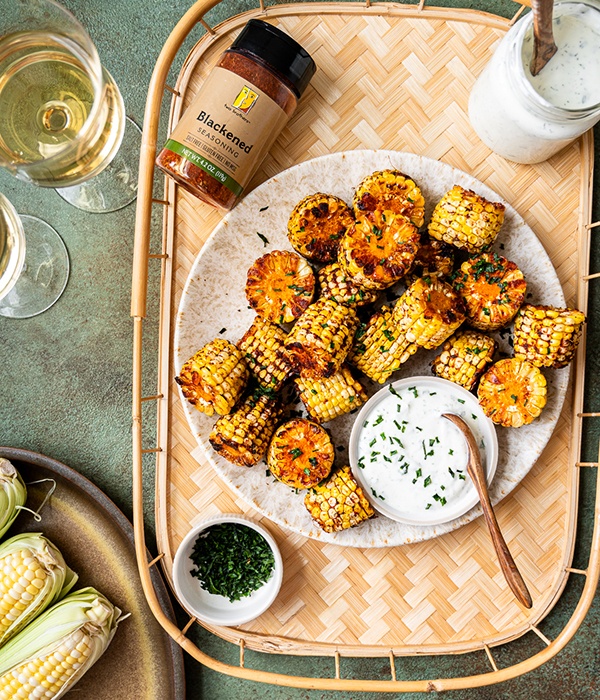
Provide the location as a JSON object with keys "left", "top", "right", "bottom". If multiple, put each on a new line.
{"left": 0, "top": 587, "right": 122, "bottom": 700}
{"left": 0, "top": 533, "right": 78, "bottom": 647}
{"left": 0, "top": 460, "right": 26, "bottom": 540}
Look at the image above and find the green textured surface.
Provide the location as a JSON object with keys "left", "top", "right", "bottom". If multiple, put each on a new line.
{"left": 0, "top": 1, "right": 599, "bottom": 698}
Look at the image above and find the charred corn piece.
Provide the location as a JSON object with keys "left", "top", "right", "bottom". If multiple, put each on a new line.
{"left": 431, "top": 330, "right": 497, "bottom": 391}
{"left": 348, "top": 306, "right": 419, "bottom": 383}
{"left": 353, "top": 170, "right": 425, "bottom": 228}
{"left": 267, "top": 419, "right": 334, "bottom": 489}
{"left": 317, "top": 262, "right": 379, "bottom": 307}
{"left": 513, "top": 304, "right": 586, "bottom": 368}
{"left": 176, "top": 339, "right": 249, "bottom": 416}
{"left": 283, "top": 298, "right": 359, "bottom": 378}
{"left": 405, "top": 234, "right": 454, "bottom": 281}
{"left": 304, "top": 465, "right": 374, "bottom": 533}
{"left": 238, "top": 316, "right": 293, "bottom": 392}
{"left": 477, "top": 358, "right": 547, "bottom": 427}
{"left": 392, "top": 277, "right": 466, "bottom": 350}
{"left": 287, "top": 193, "right": 354, "bottom": 263}
{"left": 295, "top": 365, "right": 368, "bottom": 423}
{"left": 453, "top": 252, "right": 527, "bottom": 330}
{"left": 245, "top": 250, "right": 315, "bottom": 324}
{"left": 428, "top": 185, "right": 505, "bottom": 253}
{"left": 209, "top": 390, "right": 283, "bottom": 467}
{"left": 338, "top": 210, "right": 420, "bottom": 291}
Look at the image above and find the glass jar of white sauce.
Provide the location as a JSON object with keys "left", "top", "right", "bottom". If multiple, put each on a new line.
{"left": 468, "top": 0, "right": 600, "bottom": 164}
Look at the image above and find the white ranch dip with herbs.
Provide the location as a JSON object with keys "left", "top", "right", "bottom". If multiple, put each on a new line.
{"left": 355, "top": 382, "right": 489, "bottom": 522}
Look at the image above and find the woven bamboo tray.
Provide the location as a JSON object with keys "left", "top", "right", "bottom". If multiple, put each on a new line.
{"left": 132, "top": 0, "right": 600, "bottom": 691}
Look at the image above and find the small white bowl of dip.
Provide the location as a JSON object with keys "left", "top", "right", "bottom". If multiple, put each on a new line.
{"left": 349, "top": 376, "right": 498, "bottom": 526}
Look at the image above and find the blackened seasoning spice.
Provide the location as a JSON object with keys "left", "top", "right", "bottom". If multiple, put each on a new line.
{"left": 156, "top": 20, "right": 316, "bottom": 210}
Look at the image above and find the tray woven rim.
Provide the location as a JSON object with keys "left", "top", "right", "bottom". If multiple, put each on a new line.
{"left": 131, "top": 0, "right": 600, "bottom": 691}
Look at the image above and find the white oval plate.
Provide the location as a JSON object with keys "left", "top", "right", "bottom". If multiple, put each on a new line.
{"left": 175, "top": 149, "right": 569, "bottom": 547}
{"left": 349, "top": 376, "right": 499, "bottom": 526}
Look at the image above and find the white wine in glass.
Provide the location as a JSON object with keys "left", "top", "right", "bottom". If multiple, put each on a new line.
{"left": 0, "top": 0, "right": 140, "bottom": 212}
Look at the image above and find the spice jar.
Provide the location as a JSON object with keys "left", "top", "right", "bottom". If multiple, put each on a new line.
{"left": 156, "top": 20, "right": 316, "bottom": 210}
{"left": 468, "top": 0, "right": 600, "bottom": 164}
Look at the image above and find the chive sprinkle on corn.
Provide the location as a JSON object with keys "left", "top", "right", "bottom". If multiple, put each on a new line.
{"left": 0, "top": 533, "right": 78, "bottom": 648}
{"left": 431, "top": 330, "right": 497, "bottom": 391}
{"left": 176, "top": 338, "right": 249, "bottom": 416}
{"left": 283, "top": 298, "right": 359, "bottom": 378}
{"left": 392, "top": 277, "right": 466, "bottom": 350}
{"left": 0, "top": 587, "right": 121, "bottom": 700}
{"left": 238, "top": 316, "right": 293, "bottom": 392}
{"left": 295, "top": 364, "right": 368, "bottom": 423}
{"left": 348, "top": 305, "right": 419, "bottom": 383}
{"left": 209, "top": 390, "right": 283, "bottom": 468}
{"left": 304, "top": 466, "right": 374, "bottom": 533}
{"left": 428, "top": 185, "right": 505, "bottom": 254}
{"left": 513, "top": 304, "right": 586, "bottom": 368}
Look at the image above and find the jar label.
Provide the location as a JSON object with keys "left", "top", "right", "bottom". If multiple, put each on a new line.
{"left": 167, "top": 67, "right": 289, "bottom": 195}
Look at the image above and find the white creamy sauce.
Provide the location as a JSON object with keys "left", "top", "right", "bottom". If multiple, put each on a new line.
{"left": 356, "top": 384, "right": 487, "bottom": 519}
{"left": 523, "top": 4, "right": 600, "bottom": 109}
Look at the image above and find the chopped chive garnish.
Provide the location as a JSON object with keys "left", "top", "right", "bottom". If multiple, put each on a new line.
{"left": 416, "top": 426, "right": 423, "bottom": 432}
{"left": 449, "top": 449, "right": 454, "bottom": 455}
{"left": 290, "top": 447, "right": 303, "bottom": 459}
{"left": 303, "top": 467, "right": 311, "bottom": 475}
{"left": 448, "top": 467, "right": 455, "bottom": 477}
{"left": 388, "top": 385, "right": 400, "bottom": 397}
{"left": 457, "top": 399, "right": 465, "bottom": 404}
{"left": 369, "top": 437, "right": 376, "bottom": 447}
{"left": 309, "top": 457, "right": 318, "bottom": 466}
{"left": 424, "top": 475, "right": 432, "bottom": 487}
{"left": 425, "top": 503, "right": 432, "bottom": 510}
{"left": 459, "top": 474, "right": 466, "bottom": 480}
{"left": 472, "top": 413, "right": 478, "bottom": 420}
{"left": 363, "top": 420, "right": 369, "bottom": 428}
{"left": 380, "top": 432, "right": 386, "bottom": 440}
{"left": 256, "top": 232, "right": 269, "bottom": 247}
{"left": 383, "top": 455, "right": 392, "bottom": 462}
{"left": 408, "top": 386, "right": 418, "bottom": 398}
{"left": 374, "top": 415, "right": 384, "bottom": 425}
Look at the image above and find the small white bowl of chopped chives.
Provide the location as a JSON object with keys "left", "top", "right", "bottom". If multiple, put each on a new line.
{"left": 172, "top": 514, "right": 283, "bottom": 627}
{"left": 349, "top": 376, "right": 498, "bottom": 527}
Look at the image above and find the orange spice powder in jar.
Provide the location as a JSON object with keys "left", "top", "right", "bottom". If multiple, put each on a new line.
{"left": 156, "top": 20, "right": 316, "bottom": 210}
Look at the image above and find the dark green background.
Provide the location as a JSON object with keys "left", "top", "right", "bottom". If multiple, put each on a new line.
{"left": 0, "top": 1, "right": 598, "bottom": 698}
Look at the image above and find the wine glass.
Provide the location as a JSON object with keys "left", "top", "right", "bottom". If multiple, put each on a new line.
{"left": 0, "top": 0, "right": 141, "bottom": 213}
{"left": 0, "top": 194, "right": 68, "bottom": 318}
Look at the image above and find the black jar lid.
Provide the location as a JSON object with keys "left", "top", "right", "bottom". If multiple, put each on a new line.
{"left": 230, "top": 19, "right": 316, "bottom": 97}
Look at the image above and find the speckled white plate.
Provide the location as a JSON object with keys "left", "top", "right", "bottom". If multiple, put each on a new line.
{"left": 175, "top": 150, "right": 568, "bottom": 548}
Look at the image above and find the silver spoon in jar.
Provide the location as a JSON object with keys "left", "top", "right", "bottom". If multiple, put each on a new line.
{"left": 530, "top": 0, "right": 558, "bottom": 76}
{"left": 442, "top": 413, "right": 533, "bottom": 609}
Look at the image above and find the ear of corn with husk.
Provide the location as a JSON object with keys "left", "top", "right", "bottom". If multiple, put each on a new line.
{"left": 348, "top": 306, "right": 419, "bottom": 383}
{"left": 431, "top": 330, "right": 497, "bottom": 391}
{"left": 209, "top": 390, "right": 283, "bottom": 468}
{"left": 513, "top": 304, "right": 586, "bottom": 368}
{"left": 237, "top": 316, "right": 293, "bottom": 392}
{"left": 428, "top": 185, "right": 505, "bottom": 253}
{"left": 0, "top": 586, "right": 121, "bottom": 699}
{"left": 295, "top": 365, "right": 368, "bottom": 423}
{"left": 0, "top": 461, "right": 26, "bottom": 541}
{"left": 392, "top": 277, "right": 466, "bottom": 350}
{"left": 176, "top": 338, "right": 249, "bottom": 416}
{"left": 304, "top": 466, "right": 374, "bottom": 533}
{"left": 283, "top": 298, "right": 358, "bottom": 378}
{"left": 0, "top": 533, "right": 78, "bottom": 648}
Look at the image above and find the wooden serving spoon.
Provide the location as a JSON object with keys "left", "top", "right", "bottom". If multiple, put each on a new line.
{"left": 442, "top": 413, "right": 533, "bottom": 609}
{"left": 530, "top": 0, "right": 558, "bottom": 76}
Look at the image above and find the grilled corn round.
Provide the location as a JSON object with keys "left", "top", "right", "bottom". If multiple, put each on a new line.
{"left": 295, "top": 365, "right": 368, "bottom": 423}
{"left": 428, "top": 185, "right": 505, "bottom": 253}
{"left": 287, "top": 193, "right": 354, "bottom": 263}
{"left": 392, "top": 277, "right": 466, "bottom": 350}
{"left": 304, "top": 466, "right": 374, "bottom": 533}
{"left": 453, "top": 252, "right": 527, "bottom": 330}
{"left": 477, "top": 358, "right": 547, "bottom": 427}
{"left": 431, "top": 330, "right": 497, "bottom": 391}
{"left": 405, "top": 234, "right": 454, "bottom": 282}
{"left": 176, "top": 339, "right": 249, "bottom": 416}
{"left": 238, "top": 316, "right": 293, "bottom": 392}
{"left": 267, "top": 419, "right": 334, "bottom": 489}
{"left": 209, "top": 390, "right": 283, "bottom": 467}
{"left": 513, "top": 304, "right": 586, "bottom": 368}
{"left": 245, "top": 250, "right": 315, "bottom": 324}
{"left": 353, "top": 170, "right": 425, "bottom": 228}
{"left": 283, "top": 298, "right": 359, "bottom": 378}
{"left": 338, "top": 210, "right": 420, "bottom": 290}
{"left": 317, "top": 262, "right": 379, "bottom": 307}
